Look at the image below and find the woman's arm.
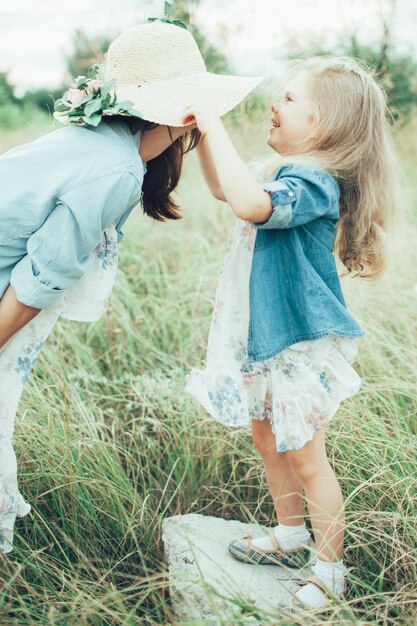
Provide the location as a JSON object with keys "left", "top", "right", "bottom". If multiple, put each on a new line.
{"left": 196, "top": 135, "right": 226, "bottom": 201}
{"left": 139, "top": 123, "right": 197, "bottom": 162}
{"left": 182, "top": 104, "right": 272, "bottom": 222}
{"left": 0, "top": 285, "right": 40, "bottom": 349}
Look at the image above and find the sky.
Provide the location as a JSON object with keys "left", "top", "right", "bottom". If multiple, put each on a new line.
{"left": 0, "top": 0, "right": 416, "bottom": 94}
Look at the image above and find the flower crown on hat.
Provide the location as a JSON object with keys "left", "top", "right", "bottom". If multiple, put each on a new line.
{"left": 53, "top": 2, "right": 186, "bottom": 127}
{"left": 53, "top": 64, "right": 142, "bottom": 127}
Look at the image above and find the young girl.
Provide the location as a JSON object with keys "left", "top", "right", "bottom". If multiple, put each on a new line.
{"left": 185, "top": 56, "right": 401, "bottom": 614}
{"left": 0, "top": 21, "right": 261, "bottom": 554}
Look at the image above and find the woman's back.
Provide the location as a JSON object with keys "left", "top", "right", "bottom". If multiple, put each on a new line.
{"left": 0, "top": 121, "right": 143, "bottom": 239}
{"left": 0, "top": 121, "right": 145, "bottom": 306}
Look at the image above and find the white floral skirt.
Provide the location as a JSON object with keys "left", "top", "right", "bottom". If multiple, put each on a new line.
{"left": 186, "top": 220, "right": 361, "bottom": 452}
{"left": 0, "top": 225, "right": 118, "bottom": 554}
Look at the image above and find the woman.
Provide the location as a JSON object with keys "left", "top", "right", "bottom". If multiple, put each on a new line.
{"left": 0, "top": 21, "right": 262, "bottom": 553}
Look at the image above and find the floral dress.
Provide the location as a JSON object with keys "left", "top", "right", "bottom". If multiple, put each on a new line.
{"left": 0, "top": 225, "right": 119, "bottom": 554}
{"left": 186, "top": 220, "right": 361, "bottom": 452}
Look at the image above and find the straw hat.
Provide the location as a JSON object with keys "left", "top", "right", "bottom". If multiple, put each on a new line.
{"left": 104, "top": 22, "right": 263, "bottom": 126}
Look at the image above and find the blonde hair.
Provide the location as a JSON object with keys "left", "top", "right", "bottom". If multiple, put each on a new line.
{"left": 262, "top": 56, "right": 403, "bottom": 280}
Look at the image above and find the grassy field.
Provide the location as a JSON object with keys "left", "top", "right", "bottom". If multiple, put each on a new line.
{"left": 0, "top": 113, "right": 416, "bottom": 625}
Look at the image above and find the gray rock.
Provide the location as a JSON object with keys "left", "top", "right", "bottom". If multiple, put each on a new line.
{"left": 162, "top": 513, "right": 315, "bottom": 624}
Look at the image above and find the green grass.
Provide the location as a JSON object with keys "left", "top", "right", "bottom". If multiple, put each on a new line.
{"left": 0, "top": 116, "right": 416, "bottom": 625}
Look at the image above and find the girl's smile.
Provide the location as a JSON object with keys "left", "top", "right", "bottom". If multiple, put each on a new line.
{"left": 267, "top": 70, "right": 315, "bottom": 155}
{"left": 269, "top": 118, "right": 280, "bottom": 131}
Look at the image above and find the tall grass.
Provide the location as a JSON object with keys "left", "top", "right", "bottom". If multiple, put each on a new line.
{"left": 0, "top": 115, "right": 416, "bottom": 625}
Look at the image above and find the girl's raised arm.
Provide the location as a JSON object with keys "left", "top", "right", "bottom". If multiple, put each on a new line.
{"left": 196, "top": 135, "right": 226, "bottom": 201}
{"left": 183, "top": 104, "right": 272, "bottom": 222}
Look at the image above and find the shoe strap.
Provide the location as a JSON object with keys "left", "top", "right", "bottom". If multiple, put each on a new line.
{"left": 244, "top": 532, "right": 310, "bottom": 556}
{"left": 302, "top": 575, "right": 346, "bottom": 598}
{"left": 268, "top": 531, "right": 280, "bottom": 552}
{"left": 244, "top": 534, "right": 254, "bottom": 555}
{"left": 268, "top": 531, "right": 310, "bottom": 554}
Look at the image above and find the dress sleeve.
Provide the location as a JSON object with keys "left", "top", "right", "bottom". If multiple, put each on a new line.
{"left": 10, "top": 171, "right": 141, "bottom": 309}
{"left": 252, "top": 165, "right": 340, "bottom": 230}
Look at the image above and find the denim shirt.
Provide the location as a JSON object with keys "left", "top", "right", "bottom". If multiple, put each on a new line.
{"left": 248, "top": 164, "right": 364, "bottom": 362}
{"left": 0, "top": 120, "right": 145, "bottom": 309}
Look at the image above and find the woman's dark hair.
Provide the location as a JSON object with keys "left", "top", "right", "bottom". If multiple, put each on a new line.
{"left": 103, "top": 115, "right": 201, "bottom": 221}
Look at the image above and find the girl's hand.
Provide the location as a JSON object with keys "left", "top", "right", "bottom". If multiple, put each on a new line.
{"left": 182, "top": 103, "right": 222, "bottom": 137}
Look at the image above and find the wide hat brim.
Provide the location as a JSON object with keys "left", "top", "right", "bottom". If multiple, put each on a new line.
{"left": 113, "top": 71, "right": 263, "bottom": 126}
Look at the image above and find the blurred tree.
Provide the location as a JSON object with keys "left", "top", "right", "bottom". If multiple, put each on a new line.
{"left": 348, "top": 36, "right": 417, "bottom": 123}
{"left": 65, "top": 29, "right": 112, "bottom": 83}
{"left": 0, "top": 71, "right": 28, "bottom": 129}
{"left": 285, "top": 0, "right": 417, "bottom": 125}
{"left": 23, "top": 86, "right": 63, "bottom": 116}
{"left": 286, "top": 36, "right": 417, "bottom": 125}
{"left": 0, "top": 71, "right": 19, "bottom": 106}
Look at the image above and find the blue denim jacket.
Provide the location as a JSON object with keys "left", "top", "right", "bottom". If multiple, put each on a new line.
{"left": 248, "top": 164, "right": 364, "bottom": 362}
{"left": 0, "top": 120, "right": 145, "bottom": 309}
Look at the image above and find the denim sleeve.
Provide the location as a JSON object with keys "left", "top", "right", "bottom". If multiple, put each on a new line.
{"left": 252, "top": 167, "right": 339, "bottom": 230}
{"left": 10, "top": 171, "right": 141, "bottom": 308}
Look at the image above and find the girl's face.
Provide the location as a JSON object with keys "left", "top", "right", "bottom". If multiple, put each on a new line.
{"left": 267, "top": 70, "right": 316, "bottom": 155}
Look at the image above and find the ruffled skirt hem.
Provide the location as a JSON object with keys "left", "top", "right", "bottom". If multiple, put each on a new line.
{"left": 186, "top": 336, "right": 361, "bottom": 452}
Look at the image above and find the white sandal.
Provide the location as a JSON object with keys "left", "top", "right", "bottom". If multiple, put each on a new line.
{"left": 278, "top": 574, "right": 347, "bottom": 614}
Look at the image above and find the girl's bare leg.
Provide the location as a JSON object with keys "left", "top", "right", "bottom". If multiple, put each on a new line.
{"left": 286, "top": 427, "right": 345, "bottom": 561}
{"left": 252, "top": 418, "right": 304, "bottom": 525}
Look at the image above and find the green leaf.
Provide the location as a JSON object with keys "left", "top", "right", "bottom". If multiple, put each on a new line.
{"left": 84, "top": 99, "right": 102, "bottom": 116}
{"left": 67, "top": 110, "right": 83, "bottom": 119}
{"left": 147, "top": 15, "right": 188, "bottom": 30}
{"left": 100, "top": 78, "right": 116, "bottom": 99}
{"left": 54, "top": 99, "right": 72, "bottom": 112}
{"left": 125, "top": 106, "right": 143, "bottom": 118}
{"left": 74, "top": 94, "right": 91, "bottom": 108}
{"left": 164, "top": 1, "right": 172, "bottom": 18}
{"left": 83, "top": 113, "right": 102, "bottom": 127}
{"left": 75, "top": 76, "right": 89, "bottom": 90}
{"left": 101, "top": 93, "right": 111, "bottom": 108}
{"left": 117, "top": 99, "right": 136, "bottom": 109}
{"left": 108, "top": 102, "right": 123, "bottom": 114}
{"left": 88, "top": 64, "right": 101, "bottom": 80}
{"left": 172, "top": 19, "right": 187, "bottom": 29}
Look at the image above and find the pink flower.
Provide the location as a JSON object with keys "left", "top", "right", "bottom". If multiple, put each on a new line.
{"left": 67, "top": 88, "right": 86, "bottom": 107}
{"left": 243, "top": 373, "right": 256, "bottom": 388}
{"left": 241, "top": 221, "right": 255, "bottom": 237}
{"left": 87, "top": 79, "right": 101, "bottom": 91}
{"left": 306, "top": 413, "right": 328, "bottom": 430}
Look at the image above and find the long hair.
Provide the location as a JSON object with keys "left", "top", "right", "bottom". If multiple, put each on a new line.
{"left": 103, "top": 115, "right": 200, "bottom": 221}
{"left": 261, "top": 56, "right": 403, "bottom": 280}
